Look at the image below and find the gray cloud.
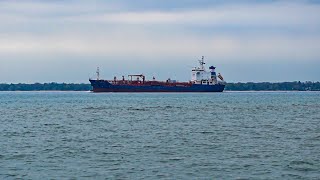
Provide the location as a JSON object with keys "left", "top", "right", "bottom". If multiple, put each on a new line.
{"left": 0, "top": 0, "right": 319, "bottom": 82}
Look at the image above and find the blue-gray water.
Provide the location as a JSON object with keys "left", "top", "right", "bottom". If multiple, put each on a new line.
{"left": 0, "top": 91, "right": 319, "bottom": 179}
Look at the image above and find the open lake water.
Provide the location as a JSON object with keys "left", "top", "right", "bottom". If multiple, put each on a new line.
{"left": 0, "top": 91, "right": 319, "bottom": 179}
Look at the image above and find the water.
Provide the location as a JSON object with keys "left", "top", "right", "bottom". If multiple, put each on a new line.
{"left": 0, "top": 91, "right": 319, "bottom": 179}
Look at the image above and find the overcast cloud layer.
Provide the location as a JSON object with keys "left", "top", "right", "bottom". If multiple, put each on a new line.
{"left": 0, "top": 0, "right": 319, "bottom": 83}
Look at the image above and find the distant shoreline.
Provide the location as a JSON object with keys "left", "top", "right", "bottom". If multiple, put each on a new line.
{"left": 0, "top": 81, "right": 319, "bottom": 91}
{"left": 1, "top": 90, "right": 319, "bottom": 92}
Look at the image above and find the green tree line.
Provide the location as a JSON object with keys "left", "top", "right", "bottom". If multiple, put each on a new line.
{"left": 225, "top": 81, "right": 320, "bottom": 91}
{"left": 0, "top": 83, "right": 91, "bottom": 91}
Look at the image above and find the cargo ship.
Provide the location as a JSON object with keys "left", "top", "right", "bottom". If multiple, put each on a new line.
{"left": 89, "top": 56, "right": 226, "bottom": 92}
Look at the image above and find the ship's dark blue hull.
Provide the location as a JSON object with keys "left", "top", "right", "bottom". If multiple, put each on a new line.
{"left": 90, "top": 80, "right": 225, "bottom": 92}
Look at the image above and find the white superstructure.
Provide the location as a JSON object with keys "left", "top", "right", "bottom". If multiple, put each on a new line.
{"left": 191, "top": 56, "right": 224, "bottom": 85}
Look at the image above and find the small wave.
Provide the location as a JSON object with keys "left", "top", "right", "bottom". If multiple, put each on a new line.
{"left": 287, "top": 160, "right": 317, "bottom": 172}
{"left": 168, "top": 157, "right": 184, "bottom": 161}
{"left": 43, "top": 123, "right": 59, "bottom": 126}
{"left": 288, "top": 166, "right": 317, "bottom": 172}
{"left": 198, "top": 131, "right": 215, "bottom": 134}
{"left": 290, "top": 160, "right": 314, "bottom": 166}
{"left": 237, "top": 154, "right": 260, "bottom": 159}
{"left": 127, "top": 107, "right": 148, "bottom": 111}
{"left": 82, "top": 106, "right": 108, "bottom": 110}
{"left": 11, "top": 154, "right": 33, "bottom": 159}
{"left": 143, "top": 145, "right": 158, "bottom": 148}
{"left": 127, "top": 105, "right": 180, "bottom": 111}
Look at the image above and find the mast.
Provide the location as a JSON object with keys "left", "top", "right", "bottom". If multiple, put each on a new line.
{"left": 199, "top": 56, "right": 205, "bottom": 70}
{"left": 96, "top": 67, "right": 100, "bottom": 80}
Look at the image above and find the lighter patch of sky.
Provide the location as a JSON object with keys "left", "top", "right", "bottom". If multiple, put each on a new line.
{"left": 0, "top": 0, "right": 319, "bottom": 83}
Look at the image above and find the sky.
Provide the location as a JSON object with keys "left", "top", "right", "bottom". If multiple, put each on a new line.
{"left": 0, "top": 0, "right": 319, "bottom": 83}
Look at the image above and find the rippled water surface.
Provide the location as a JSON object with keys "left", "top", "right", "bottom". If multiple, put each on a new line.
{"left": 0, "top": 91, "right": 319, "bottom": 179}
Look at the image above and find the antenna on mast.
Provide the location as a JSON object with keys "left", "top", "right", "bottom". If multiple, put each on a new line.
{"left": 96, "top": 67, "right": 100, "bottom": 80}
{"left": 198, "top": 56, "right": 205, "bottom": 70}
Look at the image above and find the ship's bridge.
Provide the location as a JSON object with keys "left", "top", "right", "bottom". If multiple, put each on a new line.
{"left": 191, "top": 56, "right": 219, "bottom": 85}
{"left": 191, "top": 56, "right": 210, "bottom": 83}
